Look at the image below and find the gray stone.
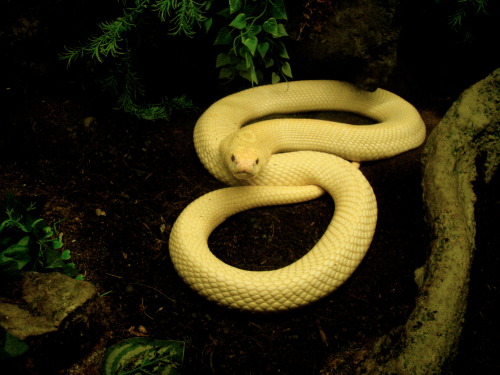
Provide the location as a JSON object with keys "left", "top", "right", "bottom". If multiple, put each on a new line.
{"left": 321, "top": 68, "right": 500, "bottom": 374}
{"left": 0, "top": 272, "right": 97, "bottom": 340}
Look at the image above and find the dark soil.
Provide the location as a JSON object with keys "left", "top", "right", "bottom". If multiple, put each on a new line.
{"left": 0, "top": 85, "right": 495, "bottom": 374}
{"left": 0, "top": 89, "right": 434, "bottom": 374}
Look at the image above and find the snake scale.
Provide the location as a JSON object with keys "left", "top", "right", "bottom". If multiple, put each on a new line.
{"left": 169, "top": 80, "right": 426, "bottom": 312}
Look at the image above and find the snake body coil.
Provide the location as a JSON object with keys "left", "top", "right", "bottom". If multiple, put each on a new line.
{"left": 169, "top": 80, "right": 425, "bottom": 312}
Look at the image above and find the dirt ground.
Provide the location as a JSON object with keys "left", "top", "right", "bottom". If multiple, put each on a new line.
{"left": 0, "top": 82, "right": 497, "bottom": 374}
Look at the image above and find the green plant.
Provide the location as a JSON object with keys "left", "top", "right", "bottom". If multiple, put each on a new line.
{"left": 215, "top": 0, "right": 292, "bottom": 84}
{"left": 0, "top": 327, "right": 29, "bottom": 361}
{"left": 61, "top": 0, "right": 196, "bottom": 121}
{"left": 155, "top": 0, "right": 213, "bottom": 36}
{"left": 102, "top": 337, "right": 185, "bottom": 375}
{"left": 0, "top": 194, "right": 82, "bottom": 280}
{"left": 60, "top": 0, "right": 292, "bottom": 119}
{"left": 434, "top": 0, "right": 490, "bottom": 41}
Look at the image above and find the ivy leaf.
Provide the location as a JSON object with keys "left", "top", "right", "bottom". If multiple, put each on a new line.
{"left": 242, "top": 36, "right": 258, "bottom": 55}
{"left": 219, "top": 67, "right": 235, "bottom": 80}
{"left": 281, "top": 61, "right": 293, "bottom": 78}
{"left": 214, "top": 0, "right": 292, "bottom": 85}
{"left": 272, "top": 72, "right": 281, "bottom": 84}
{"left": 277, "top": 40, "right": 290, "bottom": 58}
{"left": 229, "top": 0, "right": 242, "bottom": 14}
{"left": 237, "top": 46, "right": 247, "bottom": 58}
{"left": 264, "top": 18, "right": 289, "bottom": 38}
{"left": 216, "top": 52, "right": 234, "bottom": 67}
{"left": 244, "top": 50, "right": 254, "bottom": 69}
{"left": 251, "top": 69, "right": 259, "bottom": 84}
{"left": 244, "top": 24, "right": 262, "bottom": 37}
{"left": 276, "top": 24, "right": 288, "bottom": 38}
{"left": 258, "top": 41, "right": 270, "bottom": 58}
{"left": 263, "top": 18, "right": 278, "bottom": 35}
{"left": 270, "top": 0, "right": 287, "bottom": 20}
{"left": 264, "top": 57, "right": 274, "bottom": 68}
{"left": 229, "top": 13, "right": 247, "bottom": 29}
{"left": 214, "top": 27, "right": 233, "bottom": 45}
{"left": 217, "top": 7, "right": 230, "bottom": 18}
{"left": 235, "top": 58, "right": 247, "bottom": 71}
{"left": 239, "top": 68, "right": 259, "bottom": 85}
{"left": 234, "top": 49, "right": 252, "bottom": 70}
{"left": 204, "top": 17, "right": 213, "bottom": 33}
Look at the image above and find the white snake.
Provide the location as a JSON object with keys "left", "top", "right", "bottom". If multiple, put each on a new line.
{"left": 169, "top": 80, "right": 426, "bottom": 312}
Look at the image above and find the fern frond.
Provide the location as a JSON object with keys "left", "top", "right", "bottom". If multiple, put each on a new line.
{"left": 154, "top": 0, "right": 211, "bottom": 36}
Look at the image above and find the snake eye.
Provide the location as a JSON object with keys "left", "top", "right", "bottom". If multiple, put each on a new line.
{"left": 231, "top": 154, "right": 235, "bottom": 162}
{"left": 255, "top": 158, "right": 259, "bottom": 165}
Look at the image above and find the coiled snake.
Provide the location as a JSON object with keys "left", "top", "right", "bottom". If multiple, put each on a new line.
{"left": 169, "top": 80, "right": 425, "bottom": 312}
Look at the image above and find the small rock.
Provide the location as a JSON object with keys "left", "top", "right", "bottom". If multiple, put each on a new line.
{"left": 0, "top": 272, "right": 105, "bottom": 373}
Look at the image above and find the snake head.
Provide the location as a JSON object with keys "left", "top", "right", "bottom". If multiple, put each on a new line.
{"left": 220, "top": 128, "right": 272, "bottom": 180}
{"left": 226, "top": 147, "right": 263, "bottom": 179}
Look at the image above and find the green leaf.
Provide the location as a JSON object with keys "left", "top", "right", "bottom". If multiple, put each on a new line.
{"left": 0, "top": 236, "right": 31, "bottom": 274}
{"left": 277, "top": 40, "right": 290, "bottom": 58}
{"left": 264, "top": 57, "right": 274, "bottom": 68}
{"left": 1, "top": 194, "right": 81, "bottom": 279}
{"left": 263, "top": 18, "right": 288, "bottom": 38}
{"left": 239, "top": 68, "right": 259, "bottom": 85}
{"left": 276, "top": 24, "right": 288, "bottom": 38}
{"left": 244, "top": 51, "right": 254, "bottom": 69}
{"left": 244, "top": 24, "right": 262, "bottom": 37}
{"left": 39, "top": 225, "right": 53, "bottom": 240}
{"left": 43, "top": 248, "right": 65, "bottom": 270}
{"left": 52, "top": 238, "right": 63, "bottom": 250}
{"left": 62, "top": 262, "right": 79, "bottom": 278}
{"left": 270, "top": 0, "right": 288, "bottom": 20}
{"left": 242, "top": 36, "right": 258, "bottom": 55}
{"left": 8, "top": 235, "right": 30, "bottom": 252}
{"left": 0, "top": 329, "right": 29, "bottom": 360}
{"left": 263, "top": 18, "right": 278, "bottom": 35}
{"left": 229, "top": 13, "right": 247, "bottom": 29}
{"left": 272, "top": 72, "right": 281, "bottom": 84}
{"left": 216, "top": 52, "right": 234, "bottom": 68}
{"left": 281, "top": 61, "right": 293, "bottom": 78}
{"left": 229, "top": 0, "right": 242, "bottom": 14}
{"left": 257, "top": 41, "right": 270, "bottom": 58}
{"left": 102, "top": 338, "right": 185, "bottom": 375}
{"left": 213, "top": 0, "right": 292, "bottom": 85}
{"left": 216, "top": 7, "right": 230, "bottom": 18}
{"left": 235, "top": 58, "right": 247, "bottom": 71}
{"left": 204, "top": 17, "right": 213, "bottom": 33}
{"left": 214, "top": 27, "right": 233, "bottom": 45}
{"left": 218, "top": 67, "right": 235, "bottom": 80}
{"left": 60, "top": 249, "right": 71, "bottom": 261}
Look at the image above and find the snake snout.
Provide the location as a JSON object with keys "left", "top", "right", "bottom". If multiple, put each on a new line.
{"left": 226, "top": 148, "right": 263, "bottom": 179}
{"left": 230, "top": 153, "right": 259, "bottom": 179}
{"left": 233, "top": 171, "right": 256, "bottom": 180}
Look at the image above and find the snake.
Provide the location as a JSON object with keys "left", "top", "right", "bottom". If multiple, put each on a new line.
{"left": 169, "top": 80, "right": 426, "bottom": 312}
